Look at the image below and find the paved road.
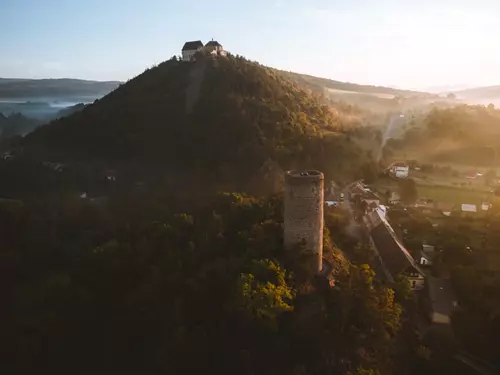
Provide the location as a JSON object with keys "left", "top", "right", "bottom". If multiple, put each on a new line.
{"left": 454, "top": 352, "right": 498, "bottom": 375}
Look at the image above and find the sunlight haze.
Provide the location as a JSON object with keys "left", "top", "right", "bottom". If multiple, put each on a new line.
{"left": 1, "top": 0, "right": 499, "bottom": 89}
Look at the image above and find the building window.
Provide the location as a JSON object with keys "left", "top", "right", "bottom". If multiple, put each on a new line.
{"left": 411, "top": 280, "right": 416, "bottom": 288}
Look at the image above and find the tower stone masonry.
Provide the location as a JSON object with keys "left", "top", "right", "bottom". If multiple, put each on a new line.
{"left": 284, "top": 170, "right": 324, "bottom": 273}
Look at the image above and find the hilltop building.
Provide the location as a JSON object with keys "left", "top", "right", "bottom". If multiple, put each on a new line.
{"left": 181, "top": 40, "right": 204, "bottom": 62}
{"left": 181, "top": 39, "right": 227, "bottom": 62}
{"left": 204, "top": 39, "right": 227, "bottom": 56}
{"left": 284, "top": 170, "right": 324, "bottom": 274}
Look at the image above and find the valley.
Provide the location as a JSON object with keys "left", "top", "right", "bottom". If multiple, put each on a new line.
{"left": 1, "top": 42, "right": 500, "bottom": 375}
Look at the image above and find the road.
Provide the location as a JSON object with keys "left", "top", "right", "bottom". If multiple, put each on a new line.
{"left": 342, "top": 180, "right": 364, "bottom": 239}
{"left": 454, "top": 352, "right": 498, "bottom": 375}
{"left": 376, "top": 113, "right": 405, "bottom": 162}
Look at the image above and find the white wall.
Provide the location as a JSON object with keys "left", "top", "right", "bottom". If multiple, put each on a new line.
{"left": 395, "top": 167, "right": 409, "bottom": 178}
{"left": 420, "top": 256, "right": 433, "bottom": 266}
{"left": 409, "top": 277, "right": 425, "bottom": 290}
{"left": 182, "top": 50, "right": 198, "bottom": 62}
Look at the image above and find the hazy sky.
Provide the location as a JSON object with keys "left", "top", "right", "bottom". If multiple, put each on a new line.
{"left": 1, "top": 0, "right": 499, "bottom": 90}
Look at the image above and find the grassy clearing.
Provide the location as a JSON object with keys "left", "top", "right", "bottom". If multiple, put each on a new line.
{"left": 417, "top": 185, "right": 490, "bottom": 206}
{"left": 326, "top": 88, "right": 395, "bottom": 99}
{"left": 372, "top": 179, "right": 492, "bottom": 206}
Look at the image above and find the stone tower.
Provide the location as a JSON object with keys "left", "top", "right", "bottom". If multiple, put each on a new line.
{"left": 284, "top": 170, "right": 324, "bottom": 273}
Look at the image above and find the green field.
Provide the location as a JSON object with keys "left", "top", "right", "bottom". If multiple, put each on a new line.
{"left": 373, "top": 180, "right": 492, "bottom": 206}
{"left": 417, "top": 185, "right": 491, "bottom": 206}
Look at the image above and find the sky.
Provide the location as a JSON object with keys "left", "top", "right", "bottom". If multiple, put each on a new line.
{"left": 1, "top": 0, "right": 500, "bottom": 90}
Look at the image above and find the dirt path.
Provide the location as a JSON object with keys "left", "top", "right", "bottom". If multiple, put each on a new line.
{"left": 185, "top": 59, "right": 207, "bottom": 114}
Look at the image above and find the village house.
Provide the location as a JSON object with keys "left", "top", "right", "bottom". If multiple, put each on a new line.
{"left": 426, "top": 276, "right": 458, "bottom": 325}
{"left": 481, "top": 202, "right": 491, "bottom": 211}
{"left": 434, "top": 202, "right": 454, "bottom": 216}
{"left": 465, "top": 169, "right": 482, "bottom": 180}
{"left": 350, "top": 182, "right": 367, "bottom": 199}
{"left": 420, "top": 244, "right": 436, "bottom": 266}
{"left": 376, "top": 204, "right": 388, "bottom": 218}
{"left": 388, "top": 162, "right": 409, "bottom": 178}
{"left": 364, "top": 210, "right": 425, "bottom": 290}
{"left": 388, "top": 191, "right": 401, "bottom": 205}
{"left": 105, "top": 170, "right": 117, "bottom": 181}
{"left": 461, "top": 203, "right": 477, "bottom": 217}
{"left": 362, "top": 190, "right": 380, "bottom": 208}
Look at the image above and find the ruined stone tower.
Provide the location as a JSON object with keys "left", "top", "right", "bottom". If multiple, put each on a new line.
{"left": 284, "top": 170, "right": 324, "bottom": 273}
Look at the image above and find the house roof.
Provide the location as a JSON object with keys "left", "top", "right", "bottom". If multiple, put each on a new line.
{"left": 390, "top": 192, "right": 401, "bottom": 199}
{"left": 368, "top": 211, "right": 424, "bottom": 280}
{"left": 206, "top": 40, "right": 222, "bottom": 47}
{"left": 427, "top": 276, "right": 457, "bottom": 324}
{"left": 351, "top": 184, "right": 366, "bottom": 195}
{"left": 421, "top": 249, "right": 437, "bottom": 260}
{"left": 422, "top": 244, "right": 435, "bottom": 253}
{"left": 362, "top": 191, "right": 379, "bottom": 201}
{"left": 182, "top": 40, "right": 204, "bottom": 51}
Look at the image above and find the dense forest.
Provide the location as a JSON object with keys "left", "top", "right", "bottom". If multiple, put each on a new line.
{"left": 0, "top": 54, "right": 440, "bottom": 375}
{"left": 0, "top": 103, "right": 89, "bottom": 139}
{"left": 386, "top": 104, "right": 500, "bottom": 166}
{"left": 24, "top": 55, "right": 372, "bottom": 194}
{"left": 0, "top": 113, "right": 40, "bottom": 138}
{"left": 7, "top": 54, "right": 493, "bottom": 374}
{"left": 0, "top": 157, "right": 437, "bottom": 375}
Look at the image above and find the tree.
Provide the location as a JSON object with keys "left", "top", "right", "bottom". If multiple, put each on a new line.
{"left": 236, "top": 259, "right": 294, "bottom": 328}
{"left": 359, "top": 162, "right": 378, "bottom": 184}
{"left": 399, "top": 178, "right": 418, "bottom": 204}
{"left": 484, "top": 169, "right": 497, "bottom": 186}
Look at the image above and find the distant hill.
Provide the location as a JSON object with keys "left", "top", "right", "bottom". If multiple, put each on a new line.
{"left": 0, "top": 113, "right": 40, "bottom": 138}
{"left": 0, "top": 78, "right": 121, "bottom": 99}
{"left": 453, "top": 85, "right": 500, "bottom": 104}
{"left": 25, "top": 54, "right": 369, "bottom": 194}
{"left": 280, "top": 71, "right": 440, "bottom": 113}
{"left": 281, "top": 71, "right": 434, "bottom": 98}
{"left": 52, "top": 103, "right": 87, "bottom": 119}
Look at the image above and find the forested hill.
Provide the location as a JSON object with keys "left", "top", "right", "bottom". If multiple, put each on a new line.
{"left": 280, "top": 71, "right": 435, "bottom": 98}
{"left": 0, "top": 113, "right": 40, "bottom": 138}
{"left": 25, "top": 54, "right": 369, "bottom": 193}
{"left": 386, "top": 104, "right": 500, "bottom": 166}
